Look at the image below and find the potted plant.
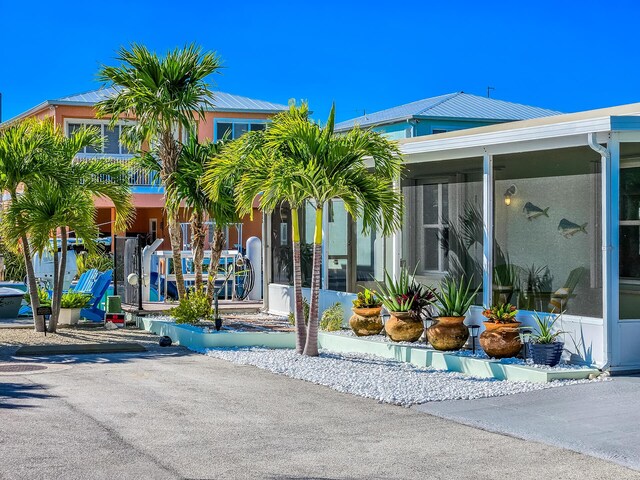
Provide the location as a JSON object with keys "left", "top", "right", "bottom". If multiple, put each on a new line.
{"left": 59, "top": 292, "right": 91, "bottom": 326}
{"left": 479, "top": 303, "right": 522, "bottom": 358}
{"left": 349, "top": 288, "right": 384, "bottom": 336}
{"left": 375, "top": 267, "right": 425, "bottom": 342}
{"left": 528, "top": 312, "right": 566, "bottom": 366}
{"left": 426, "top": 276, "right": 479, "bottom": 351}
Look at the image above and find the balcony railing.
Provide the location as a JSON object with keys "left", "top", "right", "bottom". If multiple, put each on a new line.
{"left": 74, "top": 154, "right": 161, "bottom": 187}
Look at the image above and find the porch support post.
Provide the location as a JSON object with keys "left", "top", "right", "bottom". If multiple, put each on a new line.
{"left": 604, "top": 134, "right": 619, "bottom": 367}
{"left": 482, "top": 151, "right": 494, "bottom": 308}
{"left": 321, "top": 202, "right": 329, "bottom": 290}
{"left": 392, "top": 176, "right": 402, "bottom": 279}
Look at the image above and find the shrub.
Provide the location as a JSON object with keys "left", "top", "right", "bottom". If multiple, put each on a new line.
{"left": 169, "top": 288, "right": 213, "bottom": 324}
{"left": 352, "top": 288, "right": 382, "bottom": 309}
{"left": 76, "top": 250, "right": 113, "bottom": 277}
{"left": 24, "top": 287, "right": 51, "bottom": 307}
{"left": 0, "top": 241, "right": 26, "bottom": 282}
{"left": 320, "top": 302, "right": 343, "bottom": 331}
{"left": 61, "top": 291, "right": 92, "bottom": 309}
{"left": 288, "top": 296, "right": 310, "bottom": 326}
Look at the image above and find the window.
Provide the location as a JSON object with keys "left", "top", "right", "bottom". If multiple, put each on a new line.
{"left": 214, "top": 120, "right": 268, "bottom": 141}
{"left": 420, "top": 182, "right": 448, "bottom": 272}
{"left": 67, "top": 122, "right": 131, "bottom": 155}
{"left": 493, "top": 147, "right": 601, "bottom": 317}
{"left": 620, "top": 159, "right": 640, "bottom": 319}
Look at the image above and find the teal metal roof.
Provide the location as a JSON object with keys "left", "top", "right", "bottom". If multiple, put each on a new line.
{"left": 334, "top": 92, "right": 562, "bottom": 131}
{"left": 55, "top": 86, "right": 288, "bottom": 113}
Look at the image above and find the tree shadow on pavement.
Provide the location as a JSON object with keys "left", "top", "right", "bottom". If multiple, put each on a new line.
{"left": 0, "top": 381, "right": 56, "bottom": 410}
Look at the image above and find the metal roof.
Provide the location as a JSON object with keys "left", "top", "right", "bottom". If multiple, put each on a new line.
{"left": 56, "top": 86, "right": 289, "bottom": 112}
{"left": 334, "top": 92, "right": 563, "bottom": 131}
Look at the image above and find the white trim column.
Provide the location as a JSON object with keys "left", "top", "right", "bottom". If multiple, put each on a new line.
{"left": 604, "top": 134, "right": 620, "bottom": 367}
{"left": 482, "top": 151, "right": 494, "bottom": 308}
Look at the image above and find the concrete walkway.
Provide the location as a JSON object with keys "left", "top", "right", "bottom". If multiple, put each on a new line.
{"left": 1, "top": 349, "right": 638, "bottom": 479}
{"left": 415, "top": 374, "right": 640, "bottom": 472}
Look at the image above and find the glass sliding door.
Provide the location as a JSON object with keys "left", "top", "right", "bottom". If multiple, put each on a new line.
{"left": 493, "top": 146, "right": 602, "bottom": 317}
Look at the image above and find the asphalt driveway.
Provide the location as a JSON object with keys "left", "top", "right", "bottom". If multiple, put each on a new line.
{"left": 1, "top": 348, "right": 638, "bottom": 480}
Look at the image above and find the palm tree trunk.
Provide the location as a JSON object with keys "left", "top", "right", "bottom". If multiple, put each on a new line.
{"left": 161, "top": 129, "right": 186, "bottom": 299}
{"left": 50, "top": 233, "right": 60, "bottom": 331}
{"left": 206, "top": 226, "right": 225, "bottom": 305}
{"left": 303, "top": 205, "right": 323, "bottom": 357}
{"left": 22, "top": 235, "right": 43, "bottom": 332}
{"left": 168, "top": 213, "right": 187, "bottom": 299}
{"left": 191, "top": 212, "right": 206, "bottom": 291}
{"left": 49, "top": 227, "right": 67, "bottom": 333}
{"left": 291, "top": 207, "right": 306, "bottom": 353}
{"left": 11, "top": 190, "right": 44, "bottom": 332}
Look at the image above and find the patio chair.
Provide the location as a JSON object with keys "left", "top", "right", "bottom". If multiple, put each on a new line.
{"left": 80, "top": 269, "right": 113, "bottom": 322}
{"left": 548, "top": 267, "right": 586, "bottom": 313}
{"left": 72, "top": 269, "right": 99, "bottom": 294}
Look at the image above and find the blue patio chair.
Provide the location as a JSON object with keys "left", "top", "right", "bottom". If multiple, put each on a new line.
{"left": 72, "top": 269, "right": 99, "bottom": 294}
{"left": 80, "top": 269, "right": 113, "bottom": 322}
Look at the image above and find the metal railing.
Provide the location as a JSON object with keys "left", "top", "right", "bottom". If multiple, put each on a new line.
{"left": 74, "top": 155, "right": 161, "bottom": 187}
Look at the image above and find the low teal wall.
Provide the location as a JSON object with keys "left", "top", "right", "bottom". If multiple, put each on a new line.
{"left": 134, "top": 316, "right": 599, "bottom": 383}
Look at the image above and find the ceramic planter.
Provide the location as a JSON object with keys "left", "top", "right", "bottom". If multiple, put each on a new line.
{"left": 479, "top": 321, "right": 522, "bottom": 358}
{"left": 530, "top": 342, "right": 564, "bottom": 367}
{"left": 426, "top": 316, "right": 469, "bottom": 351}
{"left": 349, "top": 307, "right": 383, "bottom": 336}
{"left": 59, "top": 308, "right": 81, "bottom": 326}
{"left": 385, "top": 311, "right": 423, "bottom": 342}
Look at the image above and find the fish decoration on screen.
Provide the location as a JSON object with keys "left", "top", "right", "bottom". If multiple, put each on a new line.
{"left": 520, "top": 200, "right": 588, "bottom": 238}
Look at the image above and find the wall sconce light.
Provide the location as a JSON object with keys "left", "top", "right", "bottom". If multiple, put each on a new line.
{"left": 504, "top": 184, "right": 517, "bottom": 206}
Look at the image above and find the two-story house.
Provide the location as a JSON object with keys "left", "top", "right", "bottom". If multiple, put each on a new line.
{"left": 2, "top": 86, "right": 288, "bottom": 251}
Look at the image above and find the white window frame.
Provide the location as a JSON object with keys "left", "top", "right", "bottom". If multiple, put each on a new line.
{"left": 149, "top": 218, "right": 158, "bottom": 242}
{"left": 418, "top": 180, "right": 449, "bottom": 274}
{"left": 64, "top": 118, "right": 135, "bottom": 157}
{"left": 214, "top": 118, "right": 268, "bottom": 142}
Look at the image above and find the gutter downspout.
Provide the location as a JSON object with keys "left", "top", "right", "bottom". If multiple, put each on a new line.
{"left": 588, "top": 132, "right": 612, "bottom": 370}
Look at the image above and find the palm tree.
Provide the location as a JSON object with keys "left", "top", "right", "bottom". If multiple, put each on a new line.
{"left": 2, "top": 124, "right": 133, "bottom": 332}
{"left": 0, "top": 118, "right": 58, "bottom": 332}
{"left": 262, "top": 103, "right": 404, "bottom": 356}
{"left": 96, "top": 43, "right": 222, "bottom": 299}
{"left": 204, "top": 110, "right": 311, "bottom": 354}
{"left": 162, "top": 133, "right": 238, "bottom": 300}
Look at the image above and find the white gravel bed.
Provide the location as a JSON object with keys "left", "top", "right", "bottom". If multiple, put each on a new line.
{"left": 204, "top": 347, "right": 605, "bottom": 406}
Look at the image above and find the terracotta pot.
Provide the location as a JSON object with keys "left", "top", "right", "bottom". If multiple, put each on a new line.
{"left": 479, "top": 321, "right": 522, "bottom": 358}
{"left": 349, "top": 307, "right": 384, "bottom": 336}
{"left": 385, "top": 311, "right": 423, "bottom": 342}
{"left": 426, "top": 316, "right": 469, "bottom": 351}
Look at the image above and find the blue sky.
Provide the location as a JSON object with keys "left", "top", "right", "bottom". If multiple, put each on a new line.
{"left": 1, "top": 0, "right": 640, "bottom": 123}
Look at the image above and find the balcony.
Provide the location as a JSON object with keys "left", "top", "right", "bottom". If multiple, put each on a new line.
{"left": 74, "top": 154, "right": 161, "bottom": 188}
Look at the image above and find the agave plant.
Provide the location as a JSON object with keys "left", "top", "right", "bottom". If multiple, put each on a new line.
{"left": 428, "top": 276, "right": 479, "bottom": 318}
{"left": 374, "top": 267, "right": 415, "bottom": 313}
{"left": 530, "top": 312, "right": 567, "bottom": 344}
